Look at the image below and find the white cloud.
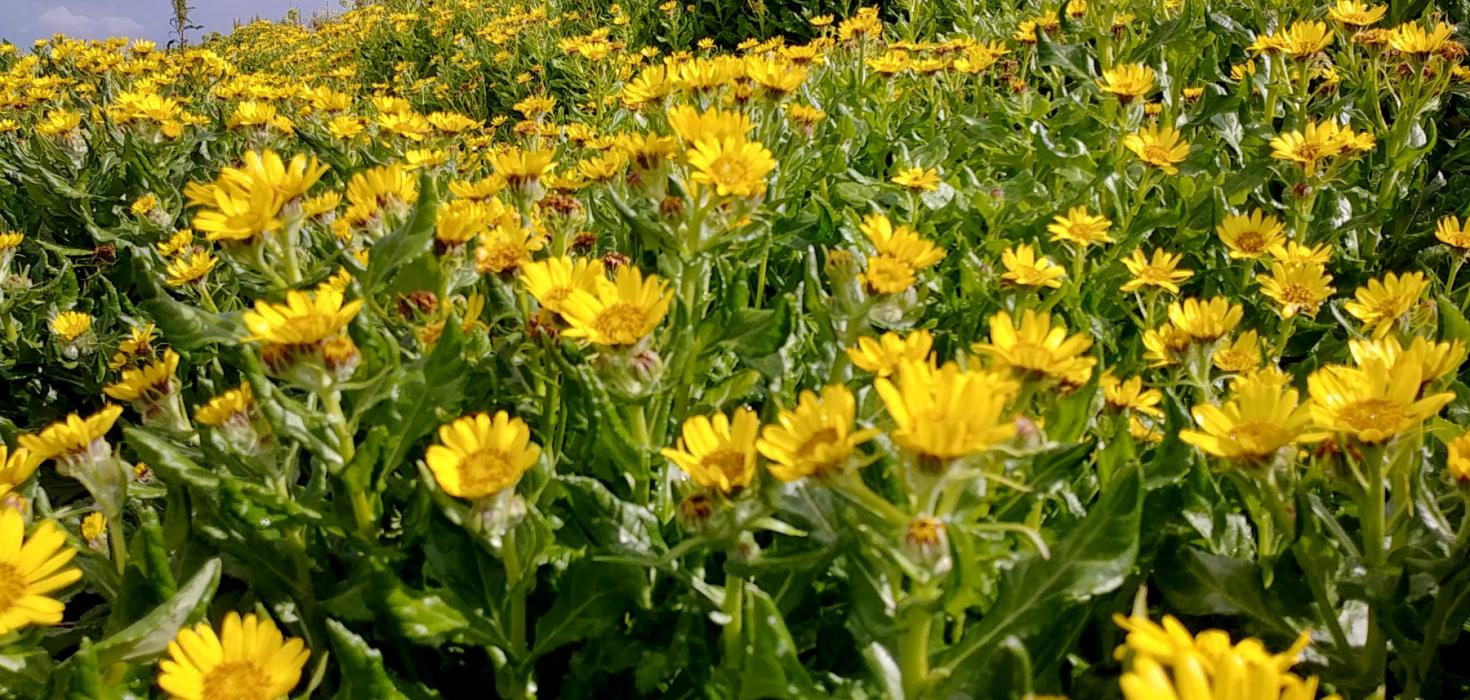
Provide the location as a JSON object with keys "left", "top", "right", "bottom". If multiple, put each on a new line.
{"left": 36, "top": 6, "right": 145, "bottom": 39}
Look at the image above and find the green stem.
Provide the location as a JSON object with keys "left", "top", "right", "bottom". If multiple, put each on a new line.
{"left": 899, "top": 597, "right": 934, "bottom": 699}
{"left": 1406, "top": 522, "right": 1470, "bottom": 697}
{"left": 503, "top": 526, "right": 528, "bottom": 657}
{"left": 108, "top": 515, "right": 128, "bottom": 575}
{"left": 721, "top": 575, "right": 745, "bottom": 670}
{"left": 1362, "top": 445, "right": 1388, "bottom": 689}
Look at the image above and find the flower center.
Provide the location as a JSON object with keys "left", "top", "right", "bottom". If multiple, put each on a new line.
{"left": 796, "top": 427, "right": 843, "bottom": 461}
{"left": 593, "top": 303, "right": 649, "bottom": 345}
{"left": 1226, "top": 421, "right": 1286, "bottom": 454}
{"left": 1142, "top": 144, "right": 1173, "bottom": 163}
{"left": 1236, "top": 232, "right": 1265, "bottom": 252}
{"left": 202, "top": 660, "right": 271, "bottom": 700}
{"left": 1337, "top": 399, "right": 1408, "bottom": 432}
{"left": 1140, "top": 266, "right": 1172, "bottom": 282}
{"left": 702, "top": 449, "right": 748, "bottom": 484}
{"left": 478, "top": 242, "right": 525, "bottom": 274}
{"left": 1278, "top": 283, "right": 1318, "bottom": 306}
{"left": 460, "top": 448, "right": 514, "bottom": 494}
{"left": 709, "top": 155, "right": 748, "bottom": 184}
{"left": 0, "top": 562, "right": 26, "bottom": 615}
{"left": 864, "top": 256, "right": 916, "bottom": 293}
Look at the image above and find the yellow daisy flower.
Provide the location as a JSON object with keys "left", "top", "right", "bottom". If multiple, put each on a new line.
{"left": 661, "top": 408, "right": 760, "bottom": 495}
{"left": 847, "top": 330, "right": 935, "bottom": 377}
{"left": 1120, "top": 248, "right": 1193, "bottom": 294}
{"left": 559, "top": 265, "right": 673, "bottom": 347}
{"left": 104, "top": 349, "right": 180, "bottom": 403}
{"left": 756, "top": 385, "right": 878, "bottom": 481}
{"left": 520, "top": 256, "right": 607, "bottom": 314}
{"left": 1447, "top": 431, "right": 1470, "bottom": 482}
{"left": 1343, "top": 271, "right": 1428, "bottom": 338}
{"left": 891, "top": 167, "right": 941, "bottom": 192}
{"left": 50, "top": 311, "right": 92, "bottom": 342}
{"left": 1257, "top": 262, "right": 1334, "bottom": 318}
{"left": 425, "top": 411, "right": 541, "bottom": 499}
{"left": 0, "top": 508, "right": 83, "bottom": 636}
{"left": 1436, "top": 215, "right": 1470, "bottom": 250}
{"left": 1328, "top": 0, "right": 1387, "bottom": 26}
{"left": 974, "top": 309, "right": 1097, "bottom": 385}
{"left": 1212, "top": 331, "right": 1264, "bottom": 373}
{"left": 873, "top": 359, "right": 1019, "bottom": 463}
{"left": 1101, "top": 372, "right": 1165, "bottom": 418}
{"left": 195, "top": 383, "right": 254, "bottom": 428}
{"left": 1001, "top": 244, "right": 1066, "bottom": 289}
{"left": 242, "top": 289, "right": 363, "bottom": 346}
{"left": 157, "top": 612, "right": 310, "bottom": 700}
{"left": 164, "top": 250, "right": 218, "bottom": 287}
{"left": 1098, "top": 63, "right": 1155, "bottom": 101}
{"left": 1179, "top": 380, "right": 1314, "bottom": 460}
{"left": 19, "top": 405, "right": 123, "bottom": 464}
{"left": 1047, "top": 206, "right": 1113, "bottom": 247}
{"left": 686, "top": 136, "right": 777, "bottom": 198}
{"left": 1167, "top": 297, "right": 1244, "bottom": 341}
{"left": 1123, "top": 124, "right": 1190, "bottom": 175}
{"left": 1216, "top": 210, "right": 1286, "bottom": 259}
{"left": 1308, "top": 359, "right": 1454, "bottom": 443}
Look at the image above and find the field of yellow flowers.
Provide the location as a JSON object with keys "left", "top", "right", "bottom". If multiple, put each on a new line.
{"left": 2, "top": 0, "right": 1470, "bottom": 697}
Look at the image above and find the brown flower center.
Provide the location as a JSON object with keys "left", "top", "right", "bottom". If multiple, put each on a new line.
{"left": 1336, "top": 399, "right": 1407, "bottom": 431}
{"left": 592, "top": 303, "right": 649, "bottom": 345}
{"left": 202, "top": 660, "right": 271, "bottom": 700}
{"left": 0, "top": 563, "right": 26, "bottom": 615}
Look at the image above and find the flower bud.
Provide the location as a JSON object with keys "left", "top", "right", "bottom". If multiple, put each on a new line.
{"left": 903, "top": 516, "right": 952, "bottom": 578}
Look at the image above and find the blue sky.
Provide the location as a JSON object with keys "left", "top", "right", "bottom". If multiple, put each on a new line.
{"left": 1, "top": 1, "right": 337, "bottom": 46}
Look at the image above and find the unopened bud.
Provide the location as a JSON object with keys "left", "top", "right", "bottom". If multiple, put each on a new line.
{"left": 903, "top": 516, "right": 952, "bottom": 577}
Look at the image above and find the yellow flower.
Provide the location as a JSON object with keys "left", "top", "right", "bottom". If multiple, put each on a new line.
{"left": 874, "top": 360, "right": 1019, "bottom": 462}
{"left": 891, "top": 167, "right": 941, "bottom": 192}
{"left": 661, "top": 408, "right": 760, "bottom": 495}
{"left": 847, "top": 330, "right": 935, "bottom": 377}
{"left": 1143, "top": 324, "right": 1192, "bottom": 367}
{"left": 521, "top": 256, "right": 607, "bottom": 314}
{"left": 195, "top": 383, "right": 254, "bottom": 428}
{"left": 1130, "top": 415, "right": 1164, "bottom": 444}
{"left": 104, "top": 349, "right": 180, "bottom": 403}
{"left": 449, "top": 175, "right": 507, "bottom": 202}
{"left": 475, "top": 223, "right": 544, "bottom": 275}
{"left": 1120, "top": 248, "right": 1192, "bottom": 294}
{"left": 666, "top": 105, "right": 753, "bottom": 144}
{"left": 687, "top": 136, "right": 777, "bottom": 198}
{"left": 745, "top": 56, "right": 808, "bottom": 96}
{"left": 1343, "top": 271, "right": 1428, "bottom": 338}
{"left": 0, "top": 231, "right": 23, "bottom": 252}
{"left": 1216, "top": 210, "right": 1285, "bottom": 259}
{"left": 1436, "top": 215, "right": 1470, "bottom": 250}
{"left": 1279, "top": 21, "right": 1333, "bottom": 57}
{"left": 434, "top": 199, "right": 490, "bottom": 247}
{"left": 425, "top": 411, "right": 541, "bottom": 499}
{"left": 157, "top": 612, "right": 310, "bottom": 700}
{"left": 1123, "top": 124, "right": 1190, "bottom": 175}
{"left": 1308, "top": 359, "right": 1455, "bottom": 443}
{"left": 164, "top": 250, "right": 218, "bottom": 287}
{"left": 194, "top": 151, "right": 328, "bottom": 242}
{"left": 131, "top": 193, "right": 160, "bottom": 216}
{"left": 559, "top": 265, "right": 673, "bottom": 346}
{"left": 1269, "top": 241, "right": 1333, "bottom": 266}
{"left": 1447, "top": 432, "right": 1470, "bottom": 482}
{"left": 81, "top": 512, "right": 106, "bottom": 546}
{"left": 1180, "top": 380, "right": 1314, "bottom": 460}
{"left": 1001, "top": 244, "right": 1065, "bottom": 289}
{"left": 974, "top": 309, "right": 1097, "bottom": 386}
{"left": 228, "top": 100, "right": 293, "bottom": 133}
{"left": 1114, "top": 614, "right": 1330, "bottom": 700}
{"left": 1328, "top": 0, "right": 1387, "bottom": 26}
{"left": 1270, "top": 121, "right": 1363, "bottom": 175}
{"left": 0, "top": 445, "right": 40, "bottom": 501}
{"left": 157, "top": 229, "right": 194, "bottom": 257}
{"left": 487, "top": 147, "right": 556, "bottom": 188}
{"left": 1047, "top": 206, "right": 1113, "bottom": 247}
{"left": 1167, "top": 297, "right": 1244, "bottom": 341}
{"left": 36, "top": 109, "right": 82, "bottom": 137}
{"left": 1102, "top": 372, "right": 1164, "bottom": 418}
{"left": 1212, "top": 331, "right": 1263, "bottom": 373}
{"left": 1347, "top": 335, "right": 1467, "bottom": 386}
{"left": 756, "top": 385, "right": 878, "bottom": 481}
{"left": 0, "top": 508, "right": 82, "bottom": 636}
{"left": 1098, "top": 63, "right": 1155, "bottom": 101}
{"left": 1257, "top": 261, "right": 1334, "bottom": 318}
{"left": 19, "top": 405, "right": 123, "bottom": 464}
{"left": 243, "top": 289, "right": 362, "bottom": 346}
{"left": 1389, "top": 21, "right": 1455, "bottom": 55}
{"left": 50, "top": 311, "right": 92, "bottom": 341}
{"left": 785, "top": 103, "right": 826, "bottom": 127}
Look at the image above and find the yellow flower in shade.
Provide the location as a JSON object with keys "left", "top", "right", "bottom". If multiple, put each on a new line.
{"left": 1328, "top": 0, "right": 1387, "bottom": 26}
{"left": 847, "top": 330, "right": 935, "bottom": 377}
{"left": 1143, "top": 324, "right": 1192, "bottom": 367}
{"left": 0, "top": 445, "right": 40, "bottom": 501}
{"left": 242, "top": 289, "right": 362, "bottom": 346}
{"left": 1120, "top": 248, "right": 1193, "bottom": 294}
{"left": 228, "top": 101, "right": 293, "bottom": 133}
{"left": 1436, "top": 215, "right": 1470, "bottom": 250}
{"left": 559, "top": 265, "right": 673, "bottom": 346}
{"left": 874, "top": 360, "right": 1019, "bottom": 462}
{"left": 1343, "top": 271, "right": 1428, "bottom": 338}
{"left": 434, "top": 199, "right": 490, "bottom": 247}
{"left": 1123, "top": 124, "right": 1189, "bottom": 175}
{"left": 487, "top": 147, "right": 555, "bottom": 188}
{"left": 1280, "top": 21, "right": 1333, "bottom": 57}
{"left": 744, "top": 56, "right": 808, "bottom": 96}
{"left": 425, "top": 411, "right": 541, "bottom": 499}
{"left": 1001, "top": 244, "right": 1065, "bottom": 289}
{"left": 1168, "top": 297, "right": 1244, "bottom": 341}
{"left": 1101, "top": 372, "right": 1164, "bottom": 418}
{"left": 1270, "top": 241, "right": 1333, "bottom": 267}
{"left": 666, "top": 105, "right": 753, "bottom": 144}
{"left": 0, "top": 231, "right": 23, "bottom": 253}
{"left": 1212, "top": 331, "right": 1263, "bottom": 373}
{"left": 164, "top": 250, "right": 218, "bottom": 287}
{"left": 1114, "top": 614, "right": 1332, "bottom": 700}
{"left": 1446, "top": 432, "right": 1470, "bottom": 482}
{"left": 974, "top": 309, "right": 1097, "bottom": 386}
{"left": 0, "top": 508, "right": 82, "bottom": 636}
{"left": 195, "top": 383, "right": 254, "bottom": 428}
{"left": 1257, "top": 262, "right": 1334, "bottom": 318}
{"left": 1180, "top": 380, "right": 1314, "bottom": 460}
{"left": 475, "top": 224, "right": 544, "bottom": 275}
{"left": 1216, "top": 210, "right": 1286, "bottom": 259}
{"left": 80, "top": 512, "right": 106, "bottom": 546}
{"left": 1098, "top": 63, "right": 1155, "bottom": 101}
{"left": 1308, "top": 359, "right": 1455, "bottom": 443}
{"left": 50, "top": 311, "right": 92, "bottom": 341}
{"left": 1047, "top": 207, "right": 1113, "bottom": 247}
{"left": 1130, "top": 415, "right": 1164, "bottom": 444}
{"left": 520, "top": 256, "right": 607, "bottom": 314}
{"left": 857, "top": 213, "right": 946, "bottom": 294}
{"left": 756, "top": 385, "right": 879, "bottom": 481}
{"left": 131, "top": 194, "right": 160, "bottom": 216}
{"left": 661, "top": 408, "right": 760, "bottom": 495}
{"left": 157, "top": 229, "right": 193, "bottom": 257}
{"left": 110, "top": 323, "right": 158, "bottom": 370}
{"left": 891, "top": 167, "right": 941, "bottom": 192}
{"left": 1389, "top": 21, "right": 1455, "bottom": 55}
{"left": 104, "top": 349, "right": 180, "bottom": 403}
{"left": 1269, "top": 121, "right": 1364, "bottom": 174}
{"left": 19, "top": 405, "right": 123, "bottom": 464}
{"left": 1348, "top": 336, "right": 1467, "bottom": 387}
{"left": 157, "top": 612, "right": 309, "bottom": 700}
{"left": 686, "top": 136, "right": 777, "bottom": 198}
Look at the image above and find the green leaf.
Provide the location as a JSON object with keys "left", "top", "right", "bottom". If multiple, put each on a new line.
{"left": 1036, "top": 32, "right": 1094, "bottom": 82}
{"left": 48, "top": 639, "right": 110, "bottom": 700}
{"left": 140, "top": 293, "right": 240, "bottom": 351}
{"left": 325, "top": 619, "right": 411, "bottom": 700}
{"left": 366, "top": 314, "right": 468, "bottom": 485}
{"left": 365, "top": 568, "right": 472, "bottom": 646}
{"left": 725, "top": 584, "right": 817, "bottom": 700}
{"left": 533, "top": 557, "right": 647, "bottom": 656}
{"left": 108, "top": 507, "right": 178, "bottom": 634}
{"left": 1438, "top": 296, "right": 1470, "bottom": 346}
{"left": 937, "top": 464, "right": 1143, "bottom": 689}
{"left": 363, "top": 172, "right": 439, "bottom": 293}
{"left": 91, "top": 559, "right": 222, "bottom": 667}
{"left": 1154, "top": 545, "right": 1298, "bottom": 638}
{"left": 0, "top": 647, "right": 52, "bottom": 700}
